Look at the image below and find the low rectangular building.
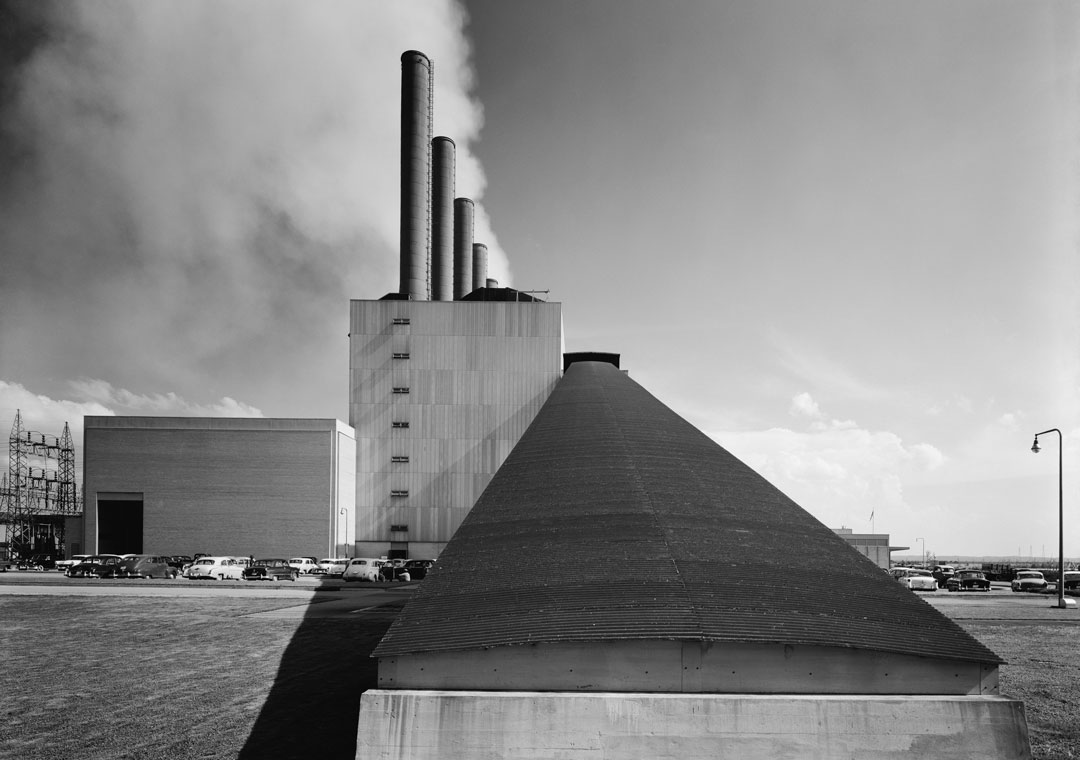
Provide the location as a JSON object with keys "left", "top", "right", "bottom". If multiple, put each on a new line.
{"left": 82, "top": 417, "right": 355, "bottom": 559}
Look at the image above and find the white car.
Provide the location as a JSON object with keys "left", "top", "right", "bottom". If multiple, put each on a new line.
{"left": 288, "top": 557, "right": 325, "bottom": 575}
{"left": 342, "top": 557, "right": 384, "bottom": 582}
{"left": 890, "top": 567, "right": 937, "bottom": 592}
{"left": 319, "top": 558, "right": 349, "bottom": 577}
{"left": 184, "top": 556, "right": 248, "bottom": 581}
{"left": 1011, "top": 570, "right": 1048, "bottom": 593}
{"left": 55, "top": 555, "right": 92, "bottom": 571}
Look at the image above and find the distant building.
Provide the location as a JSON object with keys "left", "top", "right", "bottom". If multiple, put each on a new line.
{"left": 832, "top": 527, "right": 905, "bottom": 569}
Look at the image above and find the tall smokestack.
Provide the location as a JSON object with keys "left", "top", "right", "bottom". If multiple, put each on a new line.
{"left": 400, "top": 50, "right": 432, "bottom": 300}
{"left": 431, "top": 137, "right": 455, "bottom": 301}
{"left": 453, "top": 197, "right": 474, "bottom": 300}
{"left": 472, "top": 243, "right": 488, "bottom": 293}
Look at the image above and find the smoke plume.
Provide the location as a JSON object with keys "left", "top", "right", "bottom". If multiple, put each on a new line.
{"left": 0, "top": 0, "right": 509, "bottom": 422}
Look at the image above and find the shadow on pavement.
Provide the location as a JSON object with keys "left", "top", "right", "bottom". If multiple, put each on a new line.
{"left": 238, "top": 586, "right": 408, "bottom": 759}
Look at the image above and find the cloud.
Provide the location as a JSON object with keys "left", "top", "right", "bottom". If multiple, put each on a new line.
{"left": 67, "top": 378, "right": 263, "bottom": 417}
{"left": 711, "top": 393, "right": 944, "bottom": 530}
{"left": 789, "top": 391, "right": 821, "bottom": 419}
{"left": 0, "top": 0, "right": 509, "bottom": 414}
{"left": 0, "top": 379, "right": 263, "bottom": 478}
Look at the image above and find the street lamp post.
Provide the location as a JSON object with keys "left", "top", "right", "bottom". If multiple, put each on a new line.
{"left": 1031, "top": 428, "right": 1076, "bottom": 609}
{"left": 916, "top": 537, "right": 925, "bottom": 568}
{"left": 340, "top": 507, "right": 350, "bottom": 559}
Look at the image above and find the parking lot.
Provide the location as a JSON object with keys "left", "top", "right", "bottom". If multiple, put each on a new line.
{"left": 1, "top": 572, "right": 1078, "bottom": 759}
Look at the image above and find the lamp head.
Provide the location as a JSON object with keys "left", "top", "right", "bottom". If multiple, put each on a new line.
{"left": 1031, "top": 437, "right": 1041, "bottom": 454}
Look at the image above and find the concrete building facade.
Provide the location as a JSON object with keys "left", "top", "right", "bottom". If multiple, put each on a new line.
{"left": 82, "top": 417, "right": 355, "bottom": 559}
{"left": 349, "top": 295, "right": 563, "bottom": 559}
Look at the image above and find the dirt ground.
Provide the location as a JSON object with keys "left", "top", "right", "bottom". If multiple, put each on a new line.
{"left": 1, "top": 580, "right": 1077, "bottom": 759}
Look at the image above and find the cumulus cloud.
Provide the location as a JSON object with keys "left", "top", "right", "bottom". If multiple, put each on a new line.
{"left": 1, "top": 379, "right": 263, "bottom": 477}
{"left": 0, "top": 0, "right": 509, "bottom": 416}
{"left": 68, "top": 379, "right": 263, "bottom": 417}
{"left": 789, "top": 391, "right": 821, "bottom": 419}
{"left": 712, "top": 392, "right": 944, "bottom": 530}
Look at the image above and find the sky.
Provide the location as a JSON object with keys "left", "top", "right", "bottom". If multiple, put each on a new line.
{"left": 2, "top": 0, "right": 1078, "bottom": 559}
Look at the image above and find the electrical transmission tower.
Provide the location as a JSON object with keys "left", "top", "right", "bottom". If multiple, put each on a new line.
{"left": 0, "top": 410, "right": 82, "bottom": 561}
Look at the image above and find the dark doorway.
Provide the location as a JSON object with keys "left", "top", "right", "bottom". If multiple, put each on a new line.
{"left": 99, "top": 499, "right": 144, "bottom": 554}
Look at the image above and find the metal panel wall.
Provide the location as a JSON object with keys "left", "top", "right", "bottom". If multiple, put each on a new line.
{"left": 349, "top": 299, "right": 563, "bottom": 552}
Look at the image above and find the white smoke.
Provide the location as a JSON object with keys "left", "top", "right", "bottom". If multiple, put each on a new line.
{"left": 0, "top": 0, "right": 510, "bottom": 418}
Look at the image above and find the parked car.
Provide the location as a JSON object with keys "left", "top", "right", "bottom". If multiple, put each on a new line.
{"left": 65, "top": 554, "right": 123, "bottom": 578}
{"left": 55, "top": 555, "right": 91, "bottom": 572}
{"left": 243, "top": 558, "right": 299, "bottom": 581}
{"left": 946, "top": 570, "right": 991, "bottom": 592}
{"left": 95, "top": 555, "right": 134, "bottom": 578}
{"left": 116, "top": 555, "right": 178, "bottom": 579}
{"left": 167, "top": 555, "right": 194, "bottom": 572}
{"left": 1011, "top": 570, "right": 1048, "bottom": 593}
{"left": 931, "top": 565, "right": 956, "bottom": 588}
{"left": 342, "top": 557, "right": 384, "bottom": 582}
{"left": 287, "top": 557, "right": 325, "bottom": 575}
{"left": 890, "top": 567, "right": 937, "bottom": 591}
{"left": 184, "top": 556, "right": 248, "bottom": 581}
{"left": 1063, "top": 571, "right": 1080, "bottom": 591}
{"left": 379, "top": 558, "right": 412, "bottom": 581}
{"left": 403, "top": 559, "right": 435, "bottom": 580}
{"left": 319, "top": 558, "right": 349, "bottom": 577}
{"left": 25, "top": 554, "right": 58, "bottom": 570}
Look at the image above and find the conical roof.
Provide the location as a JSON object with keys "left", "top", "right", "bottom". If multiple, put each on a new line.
{"left": 373, "top": 361, "right": 1000, "bottom": 665}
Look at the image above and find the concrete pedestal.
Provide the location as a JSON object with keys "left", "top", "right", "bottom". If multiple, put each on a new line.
{"left": 357, "top": 690, "right": 1031, "bottom": 759}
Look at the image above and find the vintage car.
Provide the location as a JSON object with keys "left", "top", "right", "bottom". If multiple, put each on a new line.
{"left": 287, "top": 557, "right": 325, "bottom": 575}
{"left": 117, "top": 555, "right": 179, "bottom": 579}
{"left": 342, "top": 557, "right": 384, "bottom": 582}
{"left": 55, "top": 555, "right": 92, "bottom": 572}
{"left": 403, "top": 559, "right": 435, "bottom": 580}
{"left": 931, "top": 565, "right": 956, "bottom": 588}
{"left": 889, "top": 567, "right": 937, "bottom": 592}
{"left": 1063, "top": 571, "right": 1080, "bottom": 591}
{"left": 65, "top": 554, "right": 123, "bottom": 578}
{"left": 1011, "top": 570, "right": 1048, "bottom": 593}
{"left": 243, "top": 558, "right": 299, "bottom": 581}
{"left": 183, "top": 556, "right": 248, "bottom": 581}
{"left": 946, "top": 569, "right": 991, "bottom": 592}
{"left": 379, "top": 558, "right": 411, "bottom": 581}
{"left": 318, "top": 558, "right": 349, "bottom": 577}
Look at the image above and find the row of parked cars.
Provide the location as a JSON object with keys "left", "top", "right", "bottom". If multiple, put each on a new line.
{"left": 890, "top": 565, "right": 1080, "bottom": 594}
{"left": 54, "top": 553, "right": 435, "bottom": 582}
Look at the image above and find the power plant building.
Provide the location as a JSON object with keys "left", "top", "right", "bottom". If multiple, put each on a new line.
{"left": 349, "top": 295, "right": 562, "bottom": 560}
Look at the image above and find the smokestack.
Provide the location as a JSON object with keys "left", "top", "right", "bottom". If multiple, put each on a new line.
{"left": 472, "top": 243, "right": 488, "bottom": 292}
{"left": 453, "top": 197, "right": 474, "bottom": 300}
{"left": 431, "top": 137, "right": 455, "bottom": 301}
{"left": 400, "top": 50, "right": 432, "bottom": 300}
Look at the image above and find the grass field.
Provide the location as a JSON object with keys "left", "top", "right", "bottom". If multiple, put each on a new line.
{"left": 0, "top": 588, "right": 1077, "bottom": 759}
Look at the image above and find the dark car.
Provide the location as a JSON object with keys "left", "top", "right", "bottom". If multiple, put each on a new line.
{"left": 243, "top": 558, "right": 299, "bottom": 581}
{"left": 403, "top": 559, "right": 435, "bottom": 580}
{"left": 119, "top": 555, "right": 179, "bottom": 579}
{"left": 946, "top": 570, "right": 991, "bottom": 592}
{"left": 167, "top": 555, "right": 194, "bottom": 572}
{"left": 64, "top": 554, "right": 120, "bottom": 578}
{"left": 26, "top": 554, "right": 57, "bottom": 570}
{"left": 379, "top": 558, "right": 410, "bottom": 581}
{"left": 72, "top": 555, "right": 126, "bottom": 578}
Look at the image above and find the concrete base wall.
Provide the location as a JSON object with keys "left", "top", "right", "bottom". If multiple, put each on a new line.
{"left": 357, "top": 690, "right": 1031, "bottom": 760}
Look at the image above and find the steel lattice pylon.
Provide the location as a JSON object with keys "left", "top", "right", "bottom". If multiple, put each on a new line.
{"left": 0, "top": 410, "right": 82, "bottom": 561}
